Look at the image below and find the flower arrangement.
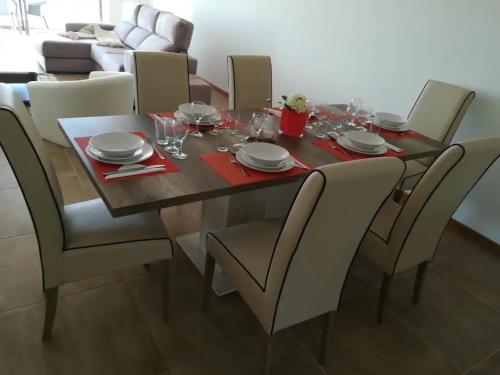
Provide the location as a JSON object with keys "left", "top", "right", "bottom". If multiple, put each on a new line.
{"left": 281, "top": 94, "right": 309, "bottom": 114}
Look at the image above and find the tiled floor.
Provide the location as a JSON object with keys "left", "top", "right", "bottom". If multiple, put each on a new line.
{"left": 0, "top": 81, "right": 499, "bottom": 374}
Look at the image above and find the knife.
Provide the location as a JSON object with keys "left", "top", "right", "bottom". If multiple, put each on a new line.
{"left": 384, "top": 141, "right": 403, "bottom": 153}
{"left": 291, "top": 157, "right": 309, "bottom": 169}
{"left": 103, "top": 164, "right": 165, "bottom": 176}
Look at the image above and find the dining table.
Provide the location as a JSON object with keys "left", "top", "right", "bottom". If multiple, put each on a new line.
{"left": 59, "top": 109, "right": 447, "bottom": 294}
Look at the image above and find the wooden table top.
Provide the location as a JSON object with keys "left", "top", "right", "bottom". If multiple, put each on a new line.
{"left": 59, "top": 112, "right": 446, "bottom": 217}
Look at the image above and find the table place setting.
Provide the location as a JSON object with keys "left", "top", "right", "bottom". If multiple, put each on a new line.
{"left": 200, "top": 142, "right": 310, "bottom": 186}
{"left": 369, "top": 112, "right": 421, "bottom": 139}
{"left": 74, "top": 131, "right": 179, "bottom": 182}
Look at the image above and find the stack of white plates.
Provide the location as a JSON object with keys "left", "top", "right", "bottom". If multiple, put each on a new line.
{"left": 86, "top": 132, "right": 153, "bottom": 165}
{"left": 374, "top": 112, "right": 409, "bottom": 132}
{"left": 336, "top": 130, "right": 388, "bottom": 155}
{"left": 176, "top": 103, "right": 220, "bottom": 126}
{"left": 236, "top": 143, "right": 295, "bottom": 172}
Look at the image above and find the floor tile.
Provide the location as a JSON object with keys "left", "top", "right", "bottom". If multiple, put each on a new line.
{"left": 58, "top": 175, "right": 88, "bottom": 205}
{"left": 434, "top": 223, "right": 500, "bottom": 312}
{"left": 47, "top": 151, "right": 76, "bottom": 181}
{"left": 0, "top": 282, "right": 166, "bottom": 375}
{"left": 0, "top": 234, "right": 44, "bottom": 312}
{"left": 467, "top": 349, "right": 500, "bottom": 375}
{"left": 0, "top": 188, "right": 34, "bottom": 238}
{"left": 388, "top": 268, "right": 500, "bottom": 371}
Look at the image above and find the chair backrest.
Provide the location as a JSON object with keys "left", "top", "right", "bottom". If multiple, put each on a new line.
{"left": 27, "top": 73, "right": 134, "bottom": 147}
{"left": 0, "top": 84, "right": 65, "bottom": 289}
{"left": 386, "top": 137, "right": 499, "bottom": 274}
{"left": 130, "top": 51, "right": 190, "bottom": 114}
{"left": 407, "top": 80, "right": 475, "bottom": 144}
{"left": 114, "top": 4, "right": 194, "bottom": 53}
{"left": 227, "top": 55, "right": 272, "bottom": 110}
{"left": 266, "top": 157, "right": 405, "bottom": 334}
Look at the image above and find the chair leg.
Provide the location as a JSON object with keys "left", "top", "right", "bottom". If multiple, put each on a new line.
{"left": 412, "top": 261, "right": 429, "bottom": 306}
{"left": 319, "top": 311, "right": 335, "bottom": 365}
{"left": 160, "top": 260, "right": 170, "bottom": 322}
{"left": 201, "top": 253, "right": 215, "bottom": 312}
{"left": 377, "top": 273, "right": 393, "bottom": 324}
{"left": 264, "top": 335, "right": 273, "bottom": 375}
{"left": 42, "top": 287, "right": 58, "bottom": 341}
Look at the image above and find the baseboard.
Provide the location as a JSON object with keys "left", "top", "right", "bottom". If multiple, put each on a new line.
{"left": 197, "top": 76, "right": 228, "bottom": 97}
{"left": 449, "top": 219, "right": 499, "bottom": 246}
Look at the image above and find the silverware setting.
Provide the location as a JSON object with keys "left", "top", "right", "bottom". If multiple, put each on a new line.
{"left": 153, "top": 144, "right": 166, "bottom": 159}
{"left": 291, "top": 157, "right": 309, "bottom": 169}
{"left": 329, "top": 141, "right": 354, "bottom": 160}
{"left": 103, "top": 164, "right": 165, "bottom": 176}
{"left": 228, "top": 152, "right": 250, "bottom": 177}
{"left": 383, "top": 141, "right": 403, "bottom": 153}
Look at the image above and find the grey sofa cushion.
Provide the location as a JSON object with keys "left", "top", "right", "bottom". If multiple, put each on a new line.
{"left": 137, "top": 4, "right": 160, "bottom": 32}
{"left": 138, "top": 34, "right": 174, "bottom": 51}
{"left": 124, "top": 27, "right": 151, "bottom": 49}
{"left": 34, "top": 34, "right": 94, "bottom": 59}
{"left": 91, "top": 44, "right": 125, "bottom": 65}
{"left": 114, "top": 21, "right": 135, "bottom": 42}
{"left": 156, "top": 12, "right": 193, "bottom": 51}
{"left": 96, "top": 53, "right": 125, "bottom": 72}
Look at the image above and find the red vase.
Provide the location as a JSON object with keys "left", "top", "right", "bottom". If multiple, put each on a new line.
{"left": 280, "top": 107, "right": 308, "bottom": 137}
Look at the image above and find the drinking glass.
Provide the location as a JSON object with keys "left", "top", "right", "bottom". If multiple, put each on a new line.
{"left": 308, "top": 104, "right": 324, "bottom": 130}
{"left": 314, "top": 120, "right": 327, "bottom": 138}
{"left": 190, "top": 101, "right": 210, "bottom": 138}
{"left": 164, "top": 118, "right": 178, "bottom": 154}
{"left": 366, "top": 115, "right": 381, "bottom": 135}
{"left": 233, "top": 117, "right": 251, "bottom": 149}
{"left": 225, "top": 111, "right": 240, "bottom": 135}
{"left": 154, "top": 116, "right": 168, "bottom": 145}
{"left": 172, "top": 118, "right": 190, "bottom": 159}
{"left": 209, "top": 105, "right": 225, "bottom": 136}
{"left": 345, "top": 97, "right": 363, "bottom": 128}
{"left": 249, "top": 112, "right": 266, "bottom": 139}
{"left": 357, "top": 105, "right": 373, "bottom": 131}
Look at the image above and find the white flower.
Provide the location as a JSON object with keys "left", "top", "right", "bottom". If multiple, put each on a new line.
{"left": 284, "top": 94, "right": 309, "bottom": 113}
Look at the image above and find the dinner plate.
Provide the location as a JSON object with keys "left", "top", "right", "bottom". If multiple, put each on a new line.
{"left": 337, "top": 135, "right": 387, "bottom": 155}
{"left": 241, "top": 142, "right": 290, "bottom": 167}
{"left": 178, "top": 103, "right": 217, "bottom": 118}
{"left": 86, "top": 143, "right": 154, "bottom": 165}
{"left": 174, "top": 111, "right": 221, "bottom": 126}
{"left": 236, "top": 151, "right": 295, "bottom": 172}
{"left": 373, "top": 119, "right": 409, "bottom": 132}
{"left": 89, "top": 132, "right": 144, "bottom": 158}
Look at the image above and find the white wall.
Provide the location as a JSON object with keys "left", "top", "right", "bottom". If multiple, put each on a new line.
{"left": 148, "top": 0, "right": 499, "bottom": 243}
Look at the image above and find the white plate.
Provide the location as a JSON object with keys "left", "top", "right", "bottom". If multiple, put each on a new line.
{"left": 236, "top": 151, "right": 295, "bottom": 173}
{"left": 374, "top": 119, "right": 409, "bottom": 132}
{"left": 241, "top": 143, "right": 290, "bottom": 167}
{"left": 345, "top": 130, "right": 385, "bottom": 150}
{"left": 89, "top": 132, "right": 144, "bottom": 158}
{"left": 174, "top": 110, "right": 221, "bottom": 126}
{"left": 178, "top": 103, "right": 217, "bottom": 118}
{"left": 375, "top": 112, "right": 406, "bottom": 125}
{"left": 86, "top": 143, "right": 154, "bottom": 165}
{"left": 337, "top": 136, "right": 387, "bottom": 155}
{"left": 89, "top": 145, "right": 143, "bottom": 160}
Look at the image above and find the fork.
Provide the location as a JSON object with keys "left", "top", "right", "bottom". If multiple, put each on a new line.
{"left": 228, "top": 153, "right": 250, "bottom": 177}
{"left": 329, "top": 141, "right": 354, "bottom": 160}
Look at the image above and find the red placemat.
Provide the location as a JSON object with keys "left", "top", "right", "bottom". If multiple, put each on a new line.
{"left": 200, "top": 152, "right": 311, "bottom": 186}
{"left": 74, "top": 132, "right": 179, "bottom": 183}
{"left": 368, "top": 125, "right": 422, "bottom": 140}
{"left": 312, "top": 139, "right": 407, "bottom": 161}
{"left": 148, "top": 112, "right": 215, "bottom": 131}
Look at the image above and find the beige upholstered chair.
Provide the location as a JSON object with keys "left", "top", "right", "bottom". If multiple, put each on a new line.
{"left": 0, "top": 84, "right": 172, "bottom": 340}
{"left": 227, "top": 55, "right": 272, "bottom": 110}
{"left": 128, "top": 50, "right": 190, "bottom": 114}
{"left": 359, "top": 137, "right": 499, "bottom": 323}
{"left": 28, "top": 72, "right": 135, "bottom": 147}
{"left": 398, "top": 80, "right": 475, "bottom": 197}
{"left": 203, "top": 157, "right": 406, "bottom": 371}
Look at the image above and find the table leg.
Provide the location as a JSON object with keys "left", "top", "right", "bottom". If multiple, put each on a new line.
{"left": 176, "top": 182, "right": 300, "bottom": 295}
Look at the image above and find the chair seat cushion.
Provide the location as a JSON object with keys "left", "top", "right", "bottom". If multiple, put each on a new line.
{"left": 207, "top": 218, "right": 284, "bottom": 289}
{"left": 64, "top": 198, "right": 169, "bottom": 250}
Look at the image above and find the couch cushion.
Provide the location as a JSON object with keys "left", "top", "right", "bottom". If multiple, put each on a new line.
{"left": 33, "top": 34, "right": 94, "bottom": 59}
{"left": 155, "top": 12, "right": 194, "bottom": 51}
{"left": 96, "top": 53, "right": 125, "bottom": 72}
{"left": 114, "top": 21, "right": 136, "bottom": 42}
{"left": 124, "top": 27, "right": 151, "bottom": 49}
{"left": 138, "top": 34, "right": 174, "bottom": 52}
{"left": 91, "top": 44, "right": 125, "bottom": 65}
{"left": 137, "top": 4, "right": 160, "bottom": 32}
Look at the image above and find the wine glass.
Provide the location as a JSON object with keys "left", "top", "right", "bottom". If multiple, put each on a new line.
{"left": 190, "top": 101, "right": 211, "bottom": 138}
{"left": 357, "top": 105, "right": 373, "bottom": 131}
{"left": 209, "top": 105, "right": 225, "bottom": 136}
{"left": 164, "top": 118, "right": 179, "bottom": 154}
{"left": 171, "top": 118, "right": 190, "bottom": 159}
{"left": 308, "top": 103, "right": 324, "bottom": 130}
{"left": 233, "top": 117, "right": 250, "bottom": 149}
{"left": 345, "top": 97, "right": 363, "bottom": 128}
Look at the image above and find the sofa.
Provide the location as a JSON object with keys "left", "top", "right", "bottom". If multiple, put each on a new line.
{"left": 34, "top": 4, "right": 198, "bottom": 74}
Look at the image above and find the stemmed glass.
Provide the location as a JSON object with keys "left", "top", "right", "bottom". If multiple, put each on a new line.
{"left": 308, "top": 104, "right": 323, "bottom": 130}
{"left": 171, "top": 118, "right": 190, "bottom": 159}
{"left": 209, "top": 105, "right": 225, "bottom": 136}
{"left": 164, "top": 118, "right": 178, "bottom": 154}
{"left": 345, "top": 97, "right": 363, "bottom": 128}
{"left": 357, "top": 105, "right": 373, "bottom": 132}
{"left": 249, "top": 112, "right": 266, "bottom": 140}
{"left": 190, "top": 101, "right": 211, "bottom": 138}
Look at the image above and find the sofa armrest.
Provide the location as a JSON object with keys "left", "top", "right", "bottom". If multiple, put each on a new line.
{"left": 187, "top": 55, "right": 198, "bottom": 75}
{"left": 65, "top": 22, "right": 115, "bottom": 32}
